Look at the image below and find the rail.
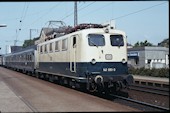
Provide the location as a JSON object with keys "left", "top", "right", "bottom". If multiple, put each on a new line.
{"left": 110, "top": 94, "right": 169, "bottom": 111}
{"left": 129, "top": 84, "right": 169, "bottom": 96}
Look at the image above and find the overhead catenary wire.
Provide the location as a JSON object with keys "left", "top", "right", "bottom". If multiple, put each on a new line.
{"left": 24, "top": 2, "right": 96, "bottom": 29}
{"left": 0, "top": 2, "right": 61, "bottom": 22}
{"left": 59, "top": 1, "right": 86, "bottom": 22}
{"left": 79, "top": 1, "right": 166, "bottom": 24}
{"left": 19, "top": 3, "right": 29, "bottom": 28}
{"left": 23, "top": 2, "right": 61, "bottom": 30}
{"left": 111, "top": 2, "right": 167, "bottom": 21}
{"left": 15, "top": 2, "right": 30, "bottom": 46}
{"left": 79, "top": 2, "right": 113, "bottom": 20}
{"left": 20, "top": 1, "right": 167, "bottom": 37}
{"left": 61, "top": 1, "right": 96, "bottom": 21}
{"left": 2, "top": 1, "right": 167, "bottom": 40}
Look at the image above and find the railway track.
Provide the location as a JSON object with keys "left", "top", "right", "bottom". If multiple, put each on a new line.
{"left": 110, "top": 93, "right": 169, "bottom": 111}
{"left": 88, "top": 89, "right": 169, "bottom": 112}
{"left": 87, "top": 83, "right": 169, "bottom": 112}
{"left": 2, "top": 67, "right": 169, "bottom": 111}
{"left": 128, "top": 84, "right": 169, "bottom": 96}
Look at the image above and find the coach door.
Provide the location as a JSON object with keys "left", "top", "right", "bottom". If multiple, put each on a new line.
{"left": 70, "top": 35, "right": 77, "bottom": 73}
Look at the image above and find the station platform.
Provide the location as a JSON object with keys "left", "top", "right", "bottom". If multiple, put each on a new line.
{"left": 0, "top": 81, "right": 32, "bottom": 112}
{"left": 132, "top": 75, "right": 169, "bottom": 88}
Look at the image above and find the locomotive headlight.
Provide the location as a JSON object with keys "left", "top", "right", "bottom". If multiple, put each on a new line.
{"left": 105, "top": 54, "right": 112, "bottom": 60}
{"left": 91, "top": 58, "right": 96, "bottom": 64}
{"left": 122, "top": 58, "right": 126, "bottom": 64}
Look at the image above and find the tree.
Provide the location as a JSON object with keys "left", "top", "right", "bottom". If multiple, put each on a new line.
{"left": 134, "top": 40, "right": 153, "bottom": 47}
{"left": 22, "top": 37, "right": 39, "bottom": 48}
{"left": 158, "top": 38, "right": 169, "bottom": 48}
{"left": 134, "top": 41, "right": 140, "bottom": 47}
{"left": 143, "top": 40, "right": 153, "bottom": 46}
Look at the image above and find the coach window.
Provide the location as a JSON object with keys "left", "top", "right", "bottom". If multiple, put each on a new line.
{"left": 21, "top": 55, "right": 23, "bottom": 61}
{"left": 62, "top": 39, "right": 68, "bottom": 51}
{"left": 16, "top": 55, "right": 17, "bottom": 61}
{"left": 49, "top": 43, "right": 53, "bottom": 52}
{"left": 24, "top": 54, "right": 25, "bottom": 61}
{"left": 25, "top": 55, "right": 27, "bottom": 61}
{"left": 88, "top": 34, "right": 105, "bottom": 46}
{"left": 110, "top": 35, "right": 124, "bottom": 46}
{"left": 30, "top": 55, "right": 32, "bottom": 61}
{"left": 19, "top": 55, "right": 21, "bottom": 62}
{"left": 26, "top": 54, "right": 29, "bottom": 61}
{"left": 26, "top": 54, "right": 27, "bottom": 61}
{"left": 28, "top": 54, "right": 30, "bottom": 61}
{"left": 27, "top": 55, "right": 29, "bottom": 61}
{"left": 28, "top": 55, "right": 30, "bottom": 61}
{"left": 13, "top": 55, "right": 15, "bottom": 61}
{"left": 55, "top": 41, "right": 59, "bottom": 51}
{"left": 17, "top": 55, "right": 19, "bottom": 62}
{"left": 20, "top": 55, "right": 22, "bottom": 61}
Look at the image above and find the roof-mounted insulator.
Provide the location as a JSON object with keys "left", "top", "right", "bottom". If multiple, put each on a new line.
{"left": 64, "top": 23, "right": 109, "bottom": 34}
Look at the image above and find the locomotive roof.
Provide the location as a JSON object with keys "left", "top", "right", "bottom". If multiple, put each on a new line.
{"left": 38, "top": 27, "right": 126, "bottom": 46}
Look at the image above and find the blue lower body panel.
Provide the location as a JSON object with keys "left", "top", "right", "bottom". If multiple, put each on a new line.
{"left": 37, "top": 62, "right": 128, "bottom": 82}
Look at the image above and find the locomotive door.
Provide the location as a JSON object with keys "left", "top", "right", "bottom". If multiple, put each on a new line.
{"left": 70, "top": 35, "right": 77, "bottom": 72}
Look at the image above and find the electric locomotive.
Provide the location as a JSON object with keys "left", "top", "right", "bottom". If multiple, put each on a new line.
{"left": 36, "top": 23, "right": 134, "bottom": 92}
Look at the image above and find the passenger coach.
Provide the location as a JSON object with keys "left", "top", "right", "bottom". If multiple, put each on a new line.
{"left": 3, "top": 45, "right": 37, "bottom": 74}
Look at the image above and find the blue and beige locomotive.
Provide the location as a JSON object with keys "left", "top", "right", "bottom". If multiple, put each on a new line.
{"left": 3, "top": 23, "right": 134, "bottom": 93}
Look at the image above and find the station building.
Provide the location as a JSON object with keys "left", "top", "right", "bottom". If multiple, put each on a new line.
{"left": 127, "top": 46, "right": 169, "bottom": 69}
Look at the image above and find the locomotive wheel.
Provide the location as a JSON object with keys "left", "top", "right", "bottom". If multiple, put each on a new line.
{"left": 112, "top": 81, "right": 122, "bottom": 92}
{"left": 35, "top": 72, "right": 40, "bottom": 79}
{"left": 27, "top": 71, "right": 31, "bottom": 76}
{"left": 58, "top": 77, "right": 64, "bottom": 85}
{"left": 44, "top": 74, "right": 49, "bottom": 81}
{"left": 88, "top": 81, "right": 97, "bottom": 92}
{"left": 79, "top": 83, "right": 86, "bottom": 92}
{"left": 68, "top": 80, "right": 75, "bottom": 88}
{"left": 49, "top": 75, "right": 54, "bottom": 83}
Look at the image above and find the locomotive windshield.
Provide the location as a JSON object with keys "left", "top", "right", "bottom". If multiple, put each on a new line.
{"left": 88, "top": 34, "right": 105, "bottom": 47}
{"left": 110, "top": 35, "right": 124, "bottom": 46}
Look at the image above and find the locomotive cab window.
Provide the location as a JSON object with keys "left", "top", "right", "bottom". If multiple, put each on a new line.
{"left": 110, "top": 35, "right": 124, "bottom": 46}
{"left": 88, "top": 34, "right": 105, "bottom": 46}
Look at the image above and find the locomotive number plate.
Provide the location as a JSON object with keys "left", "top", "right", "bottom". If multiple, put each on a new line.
{"left": 103, "top": 68, "right": 116, "bottom": 72}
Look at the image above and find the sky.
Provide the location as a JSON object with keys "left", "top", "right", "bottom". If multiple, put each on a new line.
{"left": 0, "top": 1, "right": 169, "bottom": 54}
